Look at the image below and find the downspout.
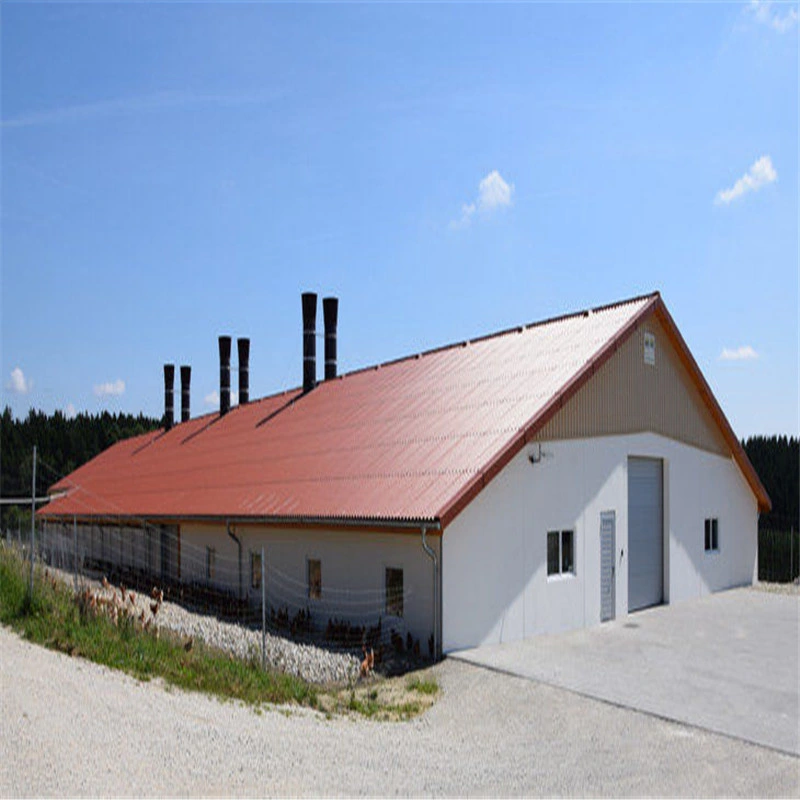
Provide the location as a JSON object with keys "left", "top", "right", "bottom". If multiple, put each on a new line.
{"left": 421, "top": 525, "right": 440, "bottom": 660}
{"left": 226, "top": 521, "right": 242, "bottom": 602}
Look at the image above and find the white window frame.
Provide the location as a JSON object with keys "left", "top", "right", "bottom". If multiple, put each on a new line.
{"left": 547, "top": 529, "right": 576, "bottom": 578}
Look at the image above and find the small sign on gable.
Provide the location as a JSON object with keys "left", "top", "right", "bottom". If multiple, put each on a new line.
{"left": 644, "top": 332, "right": 656, "bottom": 366}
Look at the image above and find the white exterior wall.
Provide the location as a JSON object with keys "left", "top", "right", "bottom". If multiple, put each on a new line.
{"left": 442, "top": 432, "right": 758, "bottom": 652}
{"left": 179, "top": 523, "right": 439, "bottom": 648}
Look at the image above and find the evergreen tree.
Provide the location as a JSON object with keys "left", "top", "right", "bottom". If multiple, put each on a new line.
{"left": 0, "top": 406, "right": 161, "bottom": 528}
{"left": 742, "top": 435, "right": 799, "bottom": 531}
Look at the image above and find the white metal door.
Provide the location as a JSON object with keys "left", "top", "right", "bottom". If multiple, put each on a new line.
{"left": 627, "top": 457, "right": 663, "bottom": 612}
{"left": 600, "top": 511, "right": 616, "bottom": 622}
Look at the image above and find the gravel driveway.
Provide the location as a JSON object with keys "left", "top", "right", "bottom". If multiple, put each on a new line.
{"left": 2, "top": 627, "right": 798, "bottom": 797}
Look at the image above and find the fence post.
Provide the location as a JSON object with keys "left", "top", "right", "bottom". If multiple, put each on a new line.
{"left": 29, "top": 446, "right": 37, "bottom": 598}
{"left": 261, "top": 545, "right": 266, "bottom": 671}
{"left": 73, "top": 515, "right": 79, "bottom": 593}
{"left": 791, "top": 526, "right": 795, "bottom": 582}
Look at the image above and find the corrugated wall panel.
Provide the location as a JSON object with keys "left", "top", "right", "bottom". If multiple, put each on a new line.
{"left": 533, "top": 314, "right": 729, "bottom": 456}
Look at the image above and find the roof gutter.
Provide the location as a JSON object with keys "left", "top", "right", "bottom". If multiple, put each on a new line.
{"left": 40, "top": 505, "right": 443, "bottom": 533}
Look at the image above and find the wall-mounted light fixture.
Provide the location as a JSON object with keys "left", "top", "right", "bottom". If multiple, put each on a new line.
{"left": 527, "top": 443, "right": 553, "bottom": 465}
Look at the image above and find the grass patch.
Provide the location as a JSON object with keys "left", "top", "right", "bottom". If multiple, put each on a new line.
{"left": 407, "top": 676, "right": 439, "bottom": 696}
{"left": 0, "top": 545, "right": 316, "bottom": 709}
{"left": 319, "top": 671, "right": 439, "bottom": 721}
{"left": 343, "top": 688, "right": 422, "bottom": 720}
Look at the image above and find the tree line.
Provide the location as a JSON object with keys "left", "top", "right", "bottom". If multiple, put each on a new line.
{"left": 1, "top": 406, "right": 161, "bottom": 530}
{"left": 742, "top": 435, "right": 798, "bottom": 531}
{"left": 0, "top": 407, "right": 796, "bottom": 532}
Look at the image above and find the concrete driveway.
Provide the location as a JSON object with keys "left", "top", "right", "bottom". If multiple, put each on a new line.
{"left": 450, "top": 587, "right": 799, "bottom": 756}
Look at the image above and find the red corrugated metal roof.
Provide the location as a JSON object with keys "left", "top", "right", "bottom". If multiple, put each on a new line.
{"left": 40, "top": 292, "right": 769, "bottom": 527}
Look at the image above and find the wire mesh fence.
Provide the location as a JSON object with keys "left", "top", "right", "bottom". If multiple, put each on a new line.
{"left": 1, "top": 510, "right": 434, "bottom": 684}
{"left": 758, "top": 528, "right": 799, "bottom": 584}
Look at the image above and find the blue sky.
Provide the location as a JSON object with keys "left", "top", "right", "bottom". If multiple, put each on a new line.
{"left": 1, "top": 1, "right": 797, "bottom": 437}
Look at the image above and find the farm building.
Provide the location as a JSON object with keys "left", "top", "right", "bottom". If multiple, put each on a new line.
{"left": 39, "top": 291, "right": 770, "bottom": 656}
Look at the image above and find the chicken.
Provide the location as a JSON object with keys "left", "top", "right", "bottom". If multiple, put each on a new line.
{"left": 360, "top": 645, "right": 375, "bottom": 678}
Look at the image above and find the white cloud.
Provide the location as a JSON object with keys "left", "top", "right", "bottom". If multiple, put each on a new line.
{"left": 720, "top": 345, "right": 759, "bottom": 361}
{"left": 93, "top": 379, "right": 126, "bottom": 397}
{"left": 747, "top": 1, "right": 798, "bottom": 33}
{"left": 6, "top": 367, "right": 31, "bottom": 395}
{"left": 64, "top": 403, "right": 77, "bottom": 420}
{"left": 451, "top": 170, "right": 515, "bottom": 229}
{"left": 478, "top": 170, "right": 514, "bottom": 211}
{"left": 714, "top": 155, "right": 777, "bottom": 205}
{"left": 204, "top": 389, "right": 239, "bottom": 408}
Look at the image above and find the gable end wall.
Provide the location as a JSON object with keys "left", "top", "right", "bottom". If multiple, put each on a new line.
{"left": 532, "top": 313, "right": 729, "bottom": 456}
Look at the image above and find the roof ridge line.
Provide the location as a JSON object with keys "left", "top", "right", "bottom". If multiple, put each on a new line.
{"left": 336, "top": 291, "right": 661, "bottom": 380}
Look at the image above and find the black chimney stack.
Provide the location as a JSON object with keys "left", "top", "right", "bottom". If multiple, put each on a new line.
{"left": 218, "top": 335, "right": 231, "bottom": 415}
{"left": 323, "top": 296, "right": 338, "bottom": 380}
{"left": 237, "top": 338, "right": 250, "bottom": 405}
{"left": 302, "top": 292, "right": 317, "bottom": 394}
{"left": 163, "top": 364, "right": 175, "bottom": 431}
{"left": 180, "top": 365, "right": 191, "bottom": 422}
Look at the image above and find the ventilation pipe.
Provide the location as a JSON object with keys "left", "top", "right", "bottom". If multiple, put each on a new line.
{"left": 323, "top": 296, "right": 338, "bottom": 380}
{"left": 218, "top": 335, "right": 231, "bottom": 415}
{"left": 163, "top": 364, "right": 175, "bottom": 431}
{"left": 302, "top": 292, "right": 317, "bottom": 394}
{"left": 180, "top": 365, "right": 191, "bottom": 422}
{"left": 237, "top": 337, "right": 250, "bottom": 405}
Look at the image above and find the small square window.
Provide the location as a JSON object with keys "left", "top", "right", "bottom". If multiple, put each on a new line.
{"left": 704, "top": 518, "right": 719, "bottom": 552}
{"left": 547, "top": 531, "right": 560, "bottom": 576}
{"left": 547, "top": 530, "right": 575, "bottom": 577}
{"left": 385, "top": 567, "right": 404, "bottom": 617}
{"left": 206, "top": 547, "right": 215, "bottom": 581}
{"left": 251, "top": 550, "right": 262, "bottom": 589}
{"left": 307, "top": 558, "right": 321, "bottom": 599}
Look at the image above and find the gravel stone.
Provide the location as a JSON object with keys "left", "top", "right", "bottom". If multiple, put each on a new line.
{"left": 66, "top": 571, "right": 360, "bottom": 685}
